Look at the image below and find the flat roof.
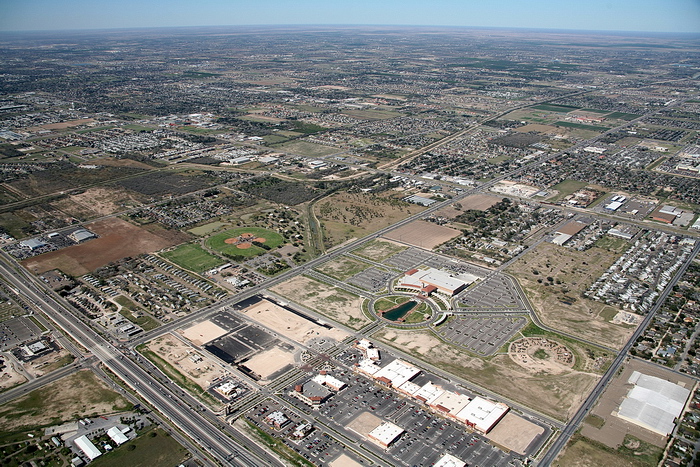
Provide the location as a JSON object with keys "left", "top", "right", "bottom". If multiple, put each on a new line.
{"left": 455, "top": 397, "right": 509, "bottom": 433}
{"left": 434, "top": 453, "right": 466, "bottom": 467}
{"left": 556, "top": 221, "right": 587, "bottom": 236}
{"left": 414, "top": 382, "right": 445, "bottom": 404}
{"left": 373, "top": 359, "right": 420, "bottom": 388}
{"left": 368, "top": 421, "right": 404, "bottom": 446}
{"left": 430, "top": 391, "right": 471, "bottom": 415}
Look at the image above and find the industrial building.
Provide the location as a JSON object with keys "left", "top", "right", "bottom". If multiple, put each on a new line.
{"left": 106, "top": 427, "right": 129, "bottom": 446}
{"left": 68, "top": 229, "right": 97, "bottom": 243}
{"left": 616, "top": 371, "right": 690, "bottom": 436}
{"left": 73, "top": 435, "right": 101, "bottom": 461}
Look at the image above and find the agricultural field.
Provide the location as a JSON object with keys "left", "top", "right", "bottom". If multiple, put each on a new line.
{"left": 315, "top": 192, "right": 424, "bottom": 249}
{"left": 0, "top": 369, "right": 131, "bottom": 432}
{"left": 271, "top": 275, "right": 372, "bottom": 330}
{"left": 161, "top": 243, "right": 225, "bottom": 272}
{"left": 206, "top": 226, "right": 284, "bottom": 258}
{"left": 507, "top": 242, "right": 634, "bottom": 349}
{"left": 382, "top": 220, "right": 461, "bottom": 250}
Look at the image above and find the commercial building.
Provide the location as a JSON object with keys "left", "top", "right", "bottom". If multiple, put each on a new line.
{"left": 429, "top": 391, "right": 472, "bottom": 419}
{"left": 106, "top": 427, "right": 128, "bottom": 446}
{"left": 68, "top": 229, "right": 97, "bottom": 243}
{"left": 73, "top": 435, "right": 101, "bottom": 461}
{"left": 264, "top": 411, "right": 291, "bottom": 429}
{"left": 434, "top": 453, "right": 466, "bottom": 467}
{"left": 368, "top": 421, "right": 404, "bottom": 448}
{"left": 616, "top": 371, "right": 690, "bottom": 436}
{"left": 455, "top": 397, "right": 510, "bottom": 433}
{"left": 292, "top": 381, "right": 332, "bottom": 407}
{"left": 372, "top": 359, "right": 421, "bottom": 389}
{"left": 400, "top": 267, "right": 471, "bottom": 296}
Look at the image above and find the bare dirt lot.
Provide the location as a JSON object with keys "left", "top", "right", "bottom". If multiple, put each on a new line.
{"left": 375, "top": 328, "right": 599, "bottom": 421}
{"left": 507, "top": 242, "right": 633, "bottom": 349}
{"left": 32, "top": 118, "right": 95, "bottom": 130}
{"left": 181, "top": 320, "right": 229, "bottom": 346}
{"left": 53, "top": 186, "right": 144, "bottom": 219}
{"left": 243, "top": 347, "right": 295, "bottom": 381}
{"left": 146, "top": 333, "right": 229, "bottom": 389}
{"left": 241, "top": 298, "right": 349, "bottom": 344}
{"left": 22, "top": 218, "right": 184, "bottom": 276}
{"left": 0, "top": 369, "right": 130, "bottom": 431}
{"left": 271, "top": 276, "right": 371, "bottom": 330}
{"left": 347, "top": 411, "right": 382, "bottom": 437}
{"left": 459, "top": 194, "right": 502, "bottom": 211}
{"left": 382, "top": 220, "right": 461, "bottom": 250}
{"left": 488, "top": 412, "right": 545, "bottom": 455}
{"left": 352, "top": 239, "right": 407, "bottom": 261}
{"left": 0, "top": 360, "right": 27, "bottom": 391}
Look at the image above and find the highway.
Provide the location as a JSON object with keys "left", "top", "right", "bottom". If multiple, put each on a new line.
{"left": 538, "top": 239, "right": 700, "bottom": 466}
{"left": 0, "top": 253, "right": 282, "bottom": 467}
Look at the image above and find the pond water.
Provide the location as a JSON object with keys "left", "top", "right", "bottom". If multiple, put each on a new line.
{"left": 383, "top": 300, "right": 417, "bottom": 321}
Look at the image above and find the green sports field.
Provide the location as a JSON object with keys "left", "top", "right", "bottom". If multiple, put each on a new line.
{"left": 161, "top": 243, "right": 224, "bottom": 272}
{"left": 206, "top": 227, "right": 284, "bottom": 257}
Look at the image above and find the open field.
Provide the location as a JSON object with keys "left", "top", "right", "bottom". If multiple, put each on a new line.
{"left": 315, "top": 192, "right": 424, "bottom": 249}
{"left": 161, "top": 243, "right": 224, "bottom": 272}
{"left": 241, "top": 298, "right": 349, "bottom": 344}
{"left": 458, "top": 194, "right": 502, "bottom": 211}
{"left": 554, "top": 434, "right": 664, "bottom": 467}
{"left": 90, "top": 427, "right": 189, "bottom": 467}
{"left": 181, "top": 320, "right": 228, "bottom": 346}
{"left": 271, "top": 275, "right": 371, "bottom": 330}
{"left": 382, "top": 220, "right": 461, "bottom": 250}
{"left": 206, "top": 226, "right": 284, "bottom": 258}
{"left": 188, "top": 221, "right": 230, "bottom": 236}
{"left": 352, "top": 239, "right": 407, "bottom": 262}
{"left": 244, "top": 347, "right": 295, "bottom": 381}
{"left": 316, "top": 256, "right": 372, "bottom": 281}
{"left": 547, "top": 180, "right": 588, "bottom": 201}
{"left": 507, "top": 242, "right": 633, "bottom": 349}
{"left": 340, "top": 108, "right": 404, "bottom": 120}
{"left": 53, "top": 186, "right": 144, "bottom": 219}
{"left": 374, "top": 327, "right": 600, "bottom": 421}
{"left": 488, "top": 412, "right": 545, "bottom": 455}
{"left": 145, "top": 333, "right": 228, "bottom": 394}
{"left": 0, "top": 369, "right": 131, "bottom": 431}
{"left": 22, "top": 218, "right": 185, "bottom": 276}
{"left": 279, "top": 140, "right": 339, "bottom": 157}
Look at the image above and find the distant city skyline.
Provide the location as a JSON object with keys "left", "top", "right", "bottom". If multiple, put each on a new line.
{"left": 2, "top": 0, "right": 700, "bottom": 34}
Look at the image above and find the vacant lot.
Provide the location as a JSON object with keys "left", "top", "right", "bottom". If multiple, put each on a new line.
{"left": 374, "top": 327, "right": 599, "bottom": 421}
{"left": 315, "top": 192, "right": 423, "bottom": 249}
{"left": 90, "top": 427, "right": 189, "bottom": 467}
{"left": 555, "top": 434, "right": 663, "bottom": 467}
{"left": 383, "top": 220, "right": 461, "bottom": 250}
{"left": 507, "top": 242, "right": 633, "bottom": 349}
{"left": 271, "top": 275, "right": 371, "bottom": 330}
{"left": 161, "top": 243, "right": 224, "bottom": 272}
{"left": 316, "top": 256, "right": 372, "bottom": 281}
{"left": 458, "top": 194, "right": 502, "bottom": 211}
{"left": 279, "top": 140, "right": 338, "bottom": 157}
{"left": 0, "top": 370, "right": 131, "bottom": 431}
{"left": 22, "top": 218, "right": 184, "bottom": 276}
{"left": 53, "top": 186, "right": 143, "bottom": 219}
{"left": 352, "top": 239, "right": 407, "bottom": 262}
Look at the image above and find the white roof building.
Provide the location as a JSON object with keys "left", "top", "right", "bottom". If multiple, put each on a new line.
{"left": 430, "top": 391, "right": 472, "bottom": 417}
{"left": 401, "top": 268, "right": 470, "bottom": 296}
{"left": 368, "top": 422, "right": 404, "bottom": 448}
{"left": 356, "top": 359, "right": 380, "bottom": 376}
{"left": 106, "top": 427, "right": 128, "bottom": 446}
{"left": 616, "top": 371, "right": 690, "bottom": 436}
{"left": 74, "top": 435, "right": 101, "bottom": 460}
{"left": 397, "top": 380, "right": 422, "bottom": 396}
{"left": 414, "top": 382, "right": 445, "bottom": 405}
{"left": 455, "top": 397, "right": 509, "bottom": 433}
{"left": 373, "top": 359, "right": 420, "bottom": 388}
{"left": 312, "top": 373, "right": 346, "bottom": 391}
{"left": 434, "top": 453, "right": 466, "bottom": 467}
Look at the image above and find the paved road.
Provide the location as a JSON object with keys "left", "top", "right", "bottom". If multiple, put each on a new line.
{"left": 539, "top": 239, "right": 700, "bottom": 466}
{"left": 0, "top": 253, "right": 281, "bottom": 467}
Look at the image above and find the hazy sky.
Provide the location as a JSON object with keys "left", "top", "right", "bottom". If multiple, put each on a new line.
{"left": 2, "top": 0, "right": 699, "bottom": 33}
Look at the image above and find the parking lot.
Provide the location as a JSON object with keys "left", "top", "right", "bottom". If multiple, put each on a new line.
{"left": 384, "top": 248, "right": 434, "bottom": 270}
{"left": 347, "top": 267, "right": 394, "bottom": 292}
{"left": 457, "top": 274, "right": 525, "bottom": 310}
{"left": 282, "top": 351, "right": 528, "bottom": 467}
{"left": 0, "top": 316, "right": 42, "bottom": 350}
{"left": 435, "top": 316, "right": 527, "bottom": 355}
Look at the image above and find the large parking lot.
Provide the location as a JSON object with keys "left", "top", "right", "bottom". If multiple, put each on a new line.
{"left": 280, "top": 351, "right": 529, "bottom": 467}
{"left": 457, "top": 274, "right": 525, "bottom": 310}
{"left": 436, "top": 316, "right": 527, "bottom": 355}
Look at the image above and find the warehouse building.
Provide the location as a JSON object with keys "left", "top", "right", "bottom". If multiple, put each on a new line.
{"left": 73, "top": 435, "right": 101, "bottom": 461}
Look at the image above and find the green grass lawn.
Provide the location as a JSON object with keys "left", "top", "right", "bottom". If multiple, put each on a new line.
{"left": 555, "top": 121, "right": 610, "bottom": 132}
{"left": 548, "top": 179, "right": 588, "bottom": 201}
{"left": 90, "top": 428, "right": 189, "bottom": 467}
{"left": 207, "top": 226, "right": 284, "bottom": 258}
{"left": 161, "top": 243, "right": 224, "bottom": 272}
